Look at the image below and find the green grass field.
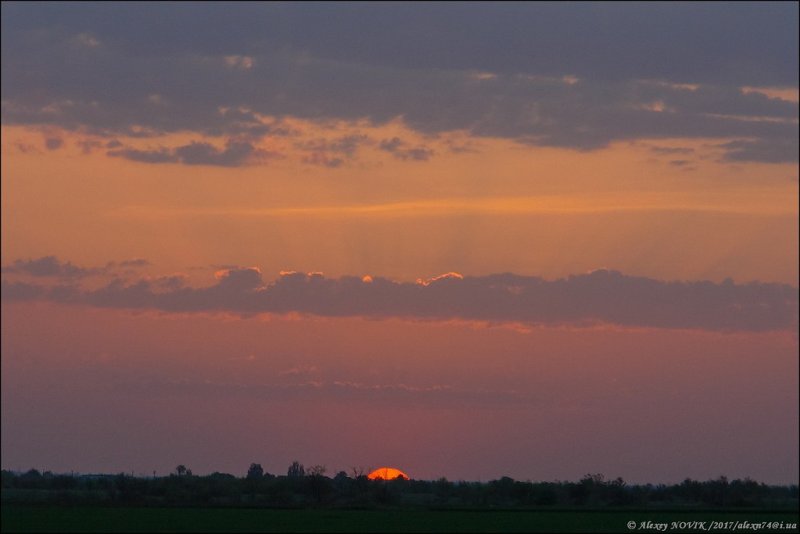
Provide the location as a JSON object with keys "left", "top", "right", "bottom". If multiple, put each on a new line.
{"left": 2, "top": 505, "right": 798, "bottom": 533}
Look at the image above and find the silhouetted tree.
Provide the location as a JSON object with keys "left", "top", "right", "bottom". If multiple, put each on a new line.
{"left": 434, "top": 477, "right": 452, "bottom": 504}
{"left": 2, "top": 470, "right": 16, "bottom": 489}
{"left": 307, "top": 465, "right": 326, "bottom": 477}
{"left": 246, "top": 463, "right": 264, "bottom": 480}
{"left": 333, "top": 471, "right": 350, "bottom": 495}
{"left": 287, "top": 461, "right": 305, "bottom": 478}
{"left": 173, "top": 465, "right": 192, "bottom": 477}
{"left": 307, "top": 465, "right": 331, "bottom": 503}
{"left": 350, "top": 466, "right": 365, "bottom": 478}
{"left": 0, "top": 468, "right": 795, "bottom": 510}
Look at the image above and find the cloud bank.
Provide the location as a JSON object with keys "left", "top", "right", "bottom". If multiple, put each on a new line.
{"left": 3, "top": 259, "right": 796, "bottom": 332}
{"left": 2, "top": 3, "right": 797, "bottom": 163}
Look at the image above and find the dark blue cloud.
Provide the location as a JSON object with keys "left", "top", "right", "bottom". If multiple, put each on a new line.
{"left": 1, "top": 3, "right": 797, "bottom": 162}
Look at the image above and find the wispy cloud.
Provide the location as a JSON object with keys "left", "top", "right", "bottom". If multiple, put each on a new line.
{"left": 122, "top": 377, "right": 531, "bottom": 407}
{"left": 109, "top": 191, "right": 798, "bottom": 220}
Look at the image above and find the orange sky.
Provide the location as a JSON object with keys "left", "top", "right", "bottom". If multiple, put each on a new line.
{"left": 2, "top": 118, "right": 798, "bottom": 483}
{"left": 2, "top": 3, "right": 798, "bottom": 484}
{"left": 3, "top": 112, "right": 798, "bottom": 484}
{"left": 3, "top": 123, "right": 797, "bottom": 284}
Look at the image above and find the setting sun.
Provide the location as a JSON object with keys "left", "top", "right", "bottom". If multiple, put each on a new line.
{"left": 367, "top": 467, "right": 410, "bottom": 481}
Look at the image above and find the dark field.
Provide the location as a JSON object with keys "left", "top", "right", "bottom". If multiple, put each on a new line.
{"left": 2, "top": 505, "right": 798, "bottom": 533}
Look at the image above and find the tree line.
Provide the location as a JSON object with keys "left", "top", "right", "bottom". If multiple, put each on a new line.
{"left": 2, "top": 465, "right": 797, "bottom": 510}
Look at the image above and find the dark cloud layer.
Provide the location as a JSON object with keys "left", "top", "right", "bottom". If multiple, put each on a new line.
{"left": 2, "top": 3, "right": 797, "bottom": 162}
{"left": 3, "top": 3, "right": 796, "bottom": 85}
{"left": 3, "top": 260, "right": 797, "bottom": 332}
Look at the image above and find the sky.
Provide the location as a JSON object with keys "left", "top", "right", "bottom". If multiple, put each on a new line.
{"left": 1, "top": 2, "right": 798, "bottom": 484}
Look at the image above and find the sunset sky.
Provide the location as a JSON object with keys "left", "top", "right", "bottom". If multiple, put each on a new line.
{"left": 2, "top": 3, "right": 798, "bottom": 484}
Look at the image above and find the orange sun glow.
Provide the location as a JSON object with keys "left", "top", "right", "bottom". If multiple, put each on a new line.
{"left": 367, "top": 467, "right": 409, "bottom": 480}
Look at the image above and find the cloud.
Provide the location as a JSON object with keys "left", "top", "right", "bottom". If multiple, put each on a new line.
{"left": 445, "top": 139, "right": 480, "bottom": 154}
{"left": 107, "top": 146, "right": 177, "bottom": 164}
{"left": 223, "top": 55, "right": 254, "bottom": 70}
{"left": 719, "top": 138, "right": 800, "bottom": 164}
{"left": 1, "top": 256, "right": 152, "bottom": 281}
{"left": 121, "top": 377, "right": 531, "bottom": 407}
{"left": 3, "top": 3, "right": 795, "bottom": 85}
{"left": 301, "top": 152, "right": 344, "bottom": 168}
{"left": 175, "top": 140, "right": 261, "bottom": 166}
{"left": 649, "top": 145, "right": 694, "bottom": 155}
{"left": 72, "top": 32, "right": 100, "bottom": 48}
{"left": 44, "top": 136, "right": 63, "bottom": 150}
{"left": 2, "top": 4, "right": 796, "bottom": 162}
{"left": 3, "top": 264, "right": 797, "bottom": 332}
{"left": 107, "top": 139, "right": 279, "bottom": 166}
{"left": 378, "top": 137, "right": 434, "bottom": 161}
{"left": 213, "top": 266, "right": 263, "bottom": 291}
{"left": 1, "top": 256, "right": 99, "bottom": 278}
{"left": 153, "top": 274, "right": 187, "bottom": 290}
{"left": 296, "top": 134, "right": 368, "bottom": 167}
{"left": 296, "top": 134, "right": 368, "bottom": 156}
{"left": 118, "top": 258, "right": 151, "bottom": 268}
{"left": 279, "top": 364, "right": 319, "bottom": 377}
{"left": 14, "top": 142, "right": 39, "bottom": 154}
{"left": 77, "top": 138, "right": 104, "bottom": 154}
{"left": 1, "top": 280, "right": 46, "bottom": 300}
